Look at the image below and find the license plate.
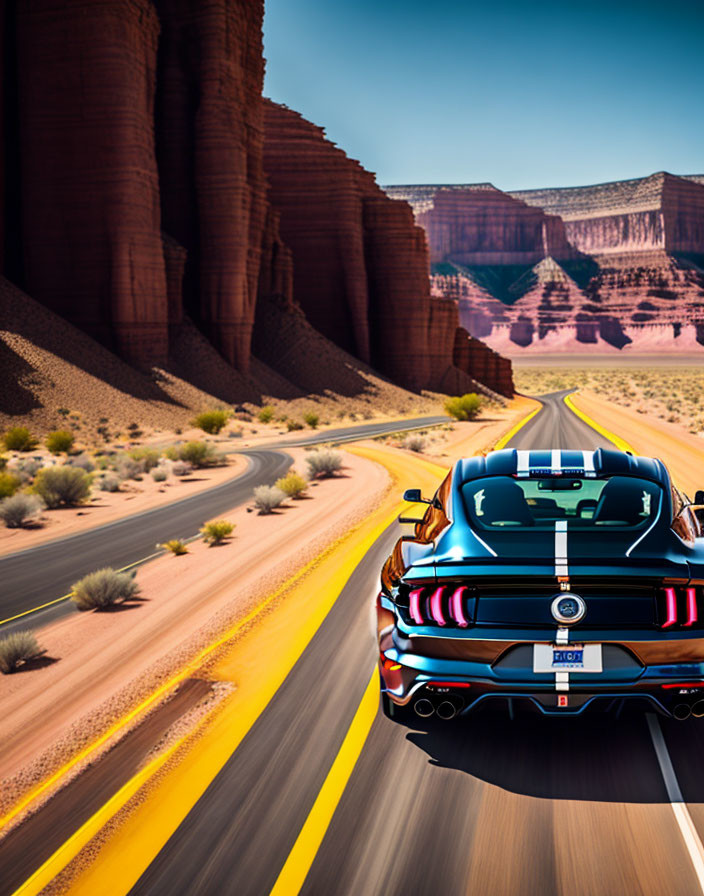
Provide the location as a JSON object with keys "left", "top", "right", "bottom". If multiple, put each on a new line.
{"left": 533, "top": 643, "right": 602, "bottom": 673}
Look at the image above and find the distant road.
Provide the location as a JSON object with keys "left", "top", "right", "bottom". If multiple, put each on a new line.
{"left": 0, "top": 416, "right": 447, "bottom": 631}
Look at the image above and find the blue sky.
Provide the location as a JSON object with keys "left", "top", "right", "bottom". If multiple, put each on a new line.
{"left": 263, "top": 0, "right": 704, "bottom": 190}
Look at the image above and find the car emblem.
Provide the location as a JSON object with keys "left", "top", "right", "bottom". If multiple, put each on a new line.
{"left": 551, "top": 593, "right": 586, "bottom": 625}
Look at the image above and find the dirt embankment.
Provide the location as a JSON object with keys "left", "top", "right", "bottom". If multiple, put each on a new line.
{"left": 572, "top": 391, "right": 704, "bottom": 496}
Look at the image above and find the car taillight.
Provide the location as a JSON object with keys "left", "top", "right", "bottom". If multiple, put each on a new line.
{"left": 409, "top": 588, "right": 424, "bottom": 625}
{"left": 659, "top": 585, "right": 702, "bottom": 629}
{"left": 403, "top": 585, "right": 473, "bottom": 628}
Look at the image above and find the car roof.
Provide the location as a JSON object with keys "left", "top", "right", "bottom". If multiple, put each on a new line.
{"left": 456, "top": 448, "right": 667, "bottom": 486}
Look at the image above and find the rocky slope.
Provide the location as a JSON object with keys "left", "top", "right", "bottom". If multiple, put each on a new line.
{"left": 388, "top": 174, "right": 704, "bottom": 354}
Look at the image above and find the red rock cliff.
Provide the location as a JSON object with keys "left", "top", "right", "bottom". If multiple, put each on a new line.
{"left": 263, "top": 101, "right": 439, "bottom": 392}
{"left": 154, "top": 0, "right": 269, "bottom": 372}
{"left": 417, "top": 187, "right": 574, "bottom": 266}
{"left": 16, "top": 0, "right": 169, "bottom": 367}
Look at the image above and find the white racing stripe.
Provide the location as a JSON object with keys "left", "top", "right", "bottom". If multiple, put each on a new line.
{"left": 516, "top": 449, "right": 530, "bottom": 478}
{"left": 582, "top": 449, "right": 596, "bottom": 477}
{"left": 555, "top": 670, "right": 569, "bottom": 692}
{"left": 554, "top": 520, "right": 568, "bottom": 578}
{"left": 555, "top": 627, "right": 569, "bottom": 645}
{"left": 647, "top": 714, "right": 704, "bottom": 894}
{"left": 551, "top": 449, "right": 562, "bottom": 474}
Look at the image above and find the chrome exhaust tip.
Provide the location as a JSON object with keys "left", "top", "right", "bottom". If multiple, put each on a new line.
{"left": 413, "top": 698, "right": 435, "bottom": 718}
{"left": 436, "top": 700, "right": 458, "bottom": 720}
{"left": 691, "top": 700, "right": 704, "bottom": 718}
{"left": 673, "top": 703, "right": 692, "bottom": 720}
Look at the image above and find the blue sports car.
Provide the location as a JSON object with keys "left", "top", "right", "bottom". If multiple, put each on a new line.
{"left": 377, "top": 448, "right": 704, "bottom": 720}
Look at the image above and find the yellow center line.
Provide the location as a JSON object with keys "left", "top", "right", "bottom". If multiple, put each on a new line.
{"left": 269, "top": 671, "right": 379, "bottom": 896}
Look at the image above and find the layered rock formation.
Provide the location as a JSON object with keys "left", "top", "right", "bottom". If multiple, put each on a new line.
{"left": 417, "top": 187, "right": 574, "bottom": 266}
{"left": 390, "top": 174, "right": 704, "bottom": 353}
{"left": 262, "top": 101, "right": 513, "bottom": 395}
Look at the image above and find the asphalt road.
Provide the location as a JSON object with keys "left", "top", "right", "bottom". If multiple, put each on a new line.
{"left": 0, "top": 416, "right": 446, "bottom": 631}
{"left": 125, "top": 392, "right": 704, "bottom": 896}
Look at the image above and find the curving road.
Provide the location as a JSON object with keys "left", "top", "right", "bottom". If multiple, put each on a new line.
{"left": 9, "top": 395, "right": 703, "bottom": 896}
{"left": 121, "top": 392, "right": 704, "bottom": 896}
{"left": 0, "top": 416, "right": 446, "bottom": 631}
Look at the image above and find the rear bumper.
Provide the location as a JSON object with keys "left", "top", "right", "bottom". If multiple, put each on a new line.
{"left": 379, "top": 649, "right": 704, "bottom": 719}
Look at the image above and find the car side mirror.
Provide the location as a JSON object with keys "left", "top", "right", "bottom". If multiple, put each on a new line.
{"left": 403, "top": 488, "right": 431, "bottom": 504}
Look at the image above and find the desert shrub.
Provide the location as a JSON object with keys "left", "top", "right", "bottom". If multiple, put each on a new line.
{"left": 0, "top": 472, "right": 21, "bottom": 498}
{"left": 303, "top": 411, "right": 319, "bottom": 429}
{"left": 151, "top": 466, "right": 168, "bottom": 482}
{"left": 99, "top": 474, "right": 121, "bottom": 492}
{"left": 275, "top": 471, "right": 308, "bottom": 498}
{"left": 46, "top": 430, "right": 75, "bottom": 454}
{"left": 253, "top": 485, "right": 286, "bottom": 514}
{"left": 11, "top": 458, "right": 43, "bottom": 484}
{"left": 178, "top": 441, "right": 217, "bottom": 467}
{"left": 71, "top": 567, "right": 139, "bottom": 610}
{"left": 0, "top": 493, "right": 44, "bottom": 528}
{"left": 129, "top": 447, "right": 160, "bottom": 471}
{"left": 0, "top": 456, "right": 6, "bottom": 471}
{"left": 172, "top": 461, "right": 190, "bottom": 477}
{"left": 3, "top": 427, "right": 37, "bottom": 452}
{"left": 257, "top": 405, "right": 275, "bottom": 424}
{"left": 444, "top": 393, "right": 483, "bottom": 422}
{"left": 116, "top": 457, "right": 143, "bottom": 481}
{"left": 200, "top": 519, "right": 235, "bottom": 545}
{"left": 286, "top": 420, "right": 304, "bottom": 431}
{"left": 163, "top": 445, "right": 179, "bottom": 461}
{"left": 403, "top": 435, "right": 426, "bottom": 453}
{"left": 306, "top": 449, "right": 343, "bottom": 479}
{"left": 193, "top": 409, "right": 229, "bottom": 435}
{"left": 0, "top": 631, "right": 43, "bottom": 674}
{"left": 66, "top": 453, "right": 95, "bottom": 473}
{"left": 33, "top": 466, "right": 91, "bottom": 508}
{"left": 160, "top": 538, "right": 188, "bottom": 555}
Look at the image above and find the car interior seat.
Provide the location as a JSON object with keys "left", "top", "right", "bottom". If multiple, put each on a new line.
{"left": 592, "top": 479, "right": 647, "bottom": 526}
{"left": 472, "top": 479, "right": 536, "bottom": 527}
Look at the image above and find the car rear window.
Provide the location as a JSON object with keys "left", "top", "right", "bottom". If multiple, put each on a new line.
{"left": 460, "top": 475, "right": 662, "bottom": 530}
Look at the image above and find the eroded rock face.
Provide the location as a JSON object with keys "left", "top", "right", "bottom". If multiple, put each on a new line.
{"left": 391, "top": 174, "right": 704, "bottom": 354}
{"left": 263, "top": 101, "right": 434, "bottom": 390}
{"left": 17, "top": 0, "right": 169, "bottom": 367}
{"left": 154, "top": 0, "right": 269, "bottom": 373}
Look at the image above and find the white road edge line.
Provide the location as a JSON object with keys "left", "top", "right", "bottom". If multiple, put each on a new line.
{"left": 647, "top": 713, "right": 704, "bottom": 894}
